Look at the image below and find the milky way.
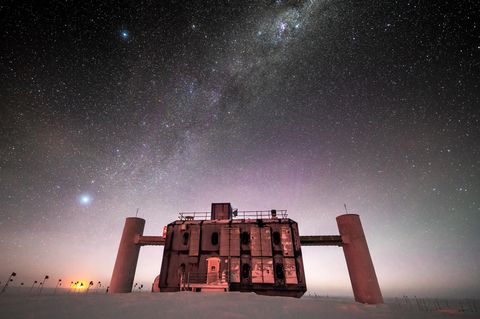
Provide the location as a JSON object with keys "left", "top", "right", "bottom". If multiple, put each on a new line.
{"left": 0, "top": 1, "right": 479, "bottom": 297}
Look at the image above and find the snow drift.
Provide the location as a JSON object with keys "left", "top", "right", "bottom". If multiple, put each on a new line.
{"left": 0, "top": 290, "right": 477, "bottom": 319}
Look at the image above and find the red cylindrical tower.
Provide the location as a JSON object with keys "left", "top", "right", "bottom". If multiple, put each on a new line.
{"left": 336, "top": 214, "right": 383, "bottom": 304}
{"left": 110, "top": 217, "right": 145, "bottom": 293}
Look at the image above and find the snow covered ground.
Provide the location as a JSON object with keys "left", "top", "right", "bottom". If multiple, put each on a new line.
{"left": 0, "top": 289, "right": 478, "bottom": 319}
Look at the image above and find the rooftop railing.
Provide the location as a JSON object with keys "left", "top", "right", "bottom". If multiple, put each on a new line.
{"left": 178, "top": 210, "right": 288, "bottom": 221}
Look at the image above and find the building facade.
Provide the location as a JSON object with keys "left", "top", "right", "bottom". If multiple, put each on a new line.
{"left": 157, "top": 203, "right": 306, "bottom": 297}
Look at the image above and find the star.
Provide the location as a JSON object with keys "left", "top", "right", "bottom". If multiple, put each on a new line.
{"left": 79, "top": 194, "right": 92, "bottom": 205}
{"left": 120, "top": 30, "right": 129, "bottom": 39}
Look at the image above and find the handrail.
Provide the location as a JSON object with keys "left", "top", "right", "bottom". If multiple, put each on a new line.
{"left": 178, "top": 210, "right": 288, "bottom": 221}
{"left": 181, "top": 272, "right": 228, "bottom": 286}
{"left": 178, "top": 212, "right": 210, "bottom": 220}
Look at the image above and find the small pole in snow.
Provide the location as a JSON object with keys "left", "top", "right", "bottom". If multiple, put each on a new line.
{"left": 86, "top": 281, "right": 94, "bottom": 294}
{"left": 96, "top": 281, "right": 101, "bottom": 293}
{"left": 1, "top": 272, "right": 16, "bottom": 294}
{"left": 39, "top": 275, "right": 49, "bottom": 294}
{"left": 53, "top": 279, "right": 62, "bottom": 295}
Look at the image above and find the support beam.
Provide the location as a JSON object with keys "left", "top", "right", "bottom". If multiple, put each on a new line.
{"left": 299, "top": 235, "right": 343, "bottom": 246}
{"left": 137, "top": 235, "right": 337, "bottom": 247}
{"left": 135, "top": 235, "right": 166, "bottom": 246}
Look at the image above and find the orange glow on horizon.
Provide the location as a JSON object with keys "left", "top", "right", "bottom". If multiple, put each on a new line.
{"left": 71, "top": 280, "right": 87, "bottom": 289}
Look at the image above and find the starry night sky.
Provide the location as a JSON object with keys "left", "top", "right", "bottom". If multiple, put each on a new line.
{"left": 1, "top": 1, "right": 479, "bottom": 297}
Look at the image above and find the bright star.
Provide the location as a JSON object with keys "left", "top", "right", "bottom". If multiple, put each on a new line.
{"left": 120, "top": 30, "right": 129, "bottom": 39}
{"left": 79, "top": 194, "right": 92, "bottom": 205}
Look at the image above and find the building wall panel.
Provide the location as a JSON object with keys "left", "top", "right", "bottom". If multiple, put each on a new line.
{"left": 281, "top": 225, "right": 294, "bottom": 257}
{"left": 220, "top": 226, "right": 240, "bottom": 256}
{"left": 240, "top": 255, "right": 252, "bottom": 284}
{"left": 188, "top": 224, "right": 200, "bottom": 256}
{"left": 229, "top": 257, "right": 240, "bottom": 283}
{"left": 240, "top": 224, "right": 251, "bottom": 252}
{"left": 251, "top": 257, "right": 274, "bottom": 284}
{"left": 251, "top": 257, "right": 263, "bottom": 283}
{"left": 201, "top": 224, "right": 220, "bottom": 252}
{"left": 261, "top": 227, "right": 273, "bottom": 256}
{"left": 271, "top": 225, "right": 283, "bottom": 252}
{"left": 296, "top": 256, "right": 305, "bottom": 285}
{"left": 284, "top": 257, "right": 298, "bottom": 284}
{"left": 250, "top": 225, "right": 261, "bottom": 256}
{"left": 273, "top": 255, "right": 285, "bottom": 286}
{"left": 172, "top": 224, "right": 189, "bottom": 251}
{"left": 262, "top": 257, "right": 274, "bottom": 283}
{"left": 291, "top": 223, "right": 302, "bottom": 253}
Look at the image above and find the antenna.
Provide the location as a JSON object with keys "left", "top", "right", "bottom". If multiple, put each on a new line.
{"left": 344, "top": 203, "right": 349, "bottom": 214}
{"left": 135, "top": 208, "right": 139, "bottom": 217}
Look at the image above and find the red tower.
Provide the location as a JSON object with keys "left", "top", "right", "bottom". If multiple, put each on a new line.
{"left": 110, "top": 217, "right": 145, "bottom": 293}
{"left": 337, "top": 214, "right": 383, "bottom": 304}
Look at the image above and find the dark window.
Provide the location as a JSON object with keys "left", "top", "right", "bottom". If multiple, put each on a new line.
{"left": 182, "top": 232, "right": 189, "bottom": 245}
{"left": 273, "top": 231, "right": 281, "bottom": 245}
{"left": 241, "top": 231, "right": 250, "bottom": 245}
{"left": 242, "top": 264, "right": 250, "bottom": 279}
{"left": 211, "top": 232, "right": 219, "bottom": 245}
{"left": 275, "top": 264, "right": 284, "bottom": 280}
